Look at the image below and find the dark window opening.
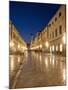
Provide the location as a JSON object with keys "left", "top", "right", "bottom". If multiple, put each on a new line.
{"left": 52, "top": 21, "right": 53, "bottom": 24}
{"left": 59, "top": 25, "right": 62, "bottom": 34}
{"left": 49, "top": 24, "right": 51, "bottom": 27}
{"left": 55, "top": 17, "right": 57, "bottom": 21}
{"left": 50, "top": 33, "right": 51, "bottom": 39}
{"left": 55, "top": 29, "right": 57, "bottom": 37}
{"left": 52, "top": 32, "right": 54, "bottom": 38}
{"left": 59, "top": 12, "right": 61, "bottom": 17}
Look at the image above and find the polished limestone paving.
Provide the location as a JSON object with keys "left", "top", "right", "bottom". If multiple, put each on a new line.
{"left": 9, "top": 51, "right": 66, "bottom": 88}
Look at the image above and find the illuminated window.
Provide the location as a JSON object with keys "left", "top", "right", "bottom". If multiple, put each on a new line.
{"left": 60, "top": 44, "right": 63, "bottom": 52}
{"left": 40, "top": 44, "right": 42, "bottom": 48}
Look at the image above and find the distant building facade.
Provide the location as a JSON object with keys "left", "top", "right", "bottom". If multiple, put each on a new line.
{"left": 9, "top": 21, "right": 27, "bottom": 54}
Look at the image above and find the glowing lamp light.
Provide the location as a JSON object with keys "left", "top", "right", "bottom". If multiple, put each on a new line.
{"left": 18, "top": 44, "right": 20, "bottom": 48}
{"left": 52, "top": 45, "right": 54, "bottom": 52}
{"left": 40, "top": 44, "right": 42, "bottom": 48}
{"left": 11, "top": 56, "right": 14, "bottom": 71}
{"left": 21, "top": 46, "right": 27, "bottom": 50}
{"left": 56, "top": 45, "right": 58, "bottom": 51}
{"left": 60, "top": 44, "right": 63, "bottom": 52}
{"left": 10, "top": 41, "right": 14, "bottom": 47}
{"left": 45, "top": 41, "right": 49, "bottom": 48}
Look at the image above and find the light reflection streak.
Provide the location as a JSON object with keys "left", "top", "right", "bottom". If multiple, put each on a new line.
{"left": 44, "top": 57, "right": 48, "bottom": 68}
{"left": 52, "top": 55, "right": 55, "bottom": 66}
{"left": 49, "top": 54, "right": 56, "bottom": 68}
{"left": 39, "top": 54, "right": 42, "bottom": 64}
{"left": 50, "top": 55, "right": 52, "bottom": 64}
{"left": 52, "top": 56, "right": 55, "bottom": 65}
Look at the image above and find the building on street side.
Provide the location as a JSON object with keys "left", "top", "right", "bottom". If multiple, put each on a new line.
{"left": 30, "top": 5, "right": 66, "bottom": 56}
{"left": 48, "top": 5, "right": 66, "bottom": 56}
{"left": 9, "top": 21, "right": 27, "bottom": 54}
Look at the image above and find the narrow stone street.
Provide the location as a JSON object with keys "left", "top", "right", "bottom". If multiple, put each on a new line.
{"left": 9, "top": 51, "right": 66, "bottom": 88}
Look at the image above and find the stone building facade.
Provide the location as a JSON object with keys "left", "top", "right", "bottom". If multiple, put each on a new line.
{"left": 48, "top": 5, "right": 66, "bottom": 55}
{"left": 30, "top": 5, "right": 66, "bottom": 56}
{"left": 9, "top": 21, "right": 27, "bottom": 54}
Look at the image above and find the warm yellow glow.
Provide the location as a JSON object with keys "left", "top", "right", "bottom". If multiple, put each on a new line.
{"left": 52, "top": 45, "right": 54, "bottom": 51}
{"left": 60, "top": 44, "right": 63, "bottom": 52}
{"left": 56, "top": 45, "right": 58, "bottom": 51}
{"left": 18, "top": 56, "right": 20, "bottom": 63}
{"left": 45, "top": 57, "right": 48, "bottom": 68}
{"left": 30, "top": 46, "right": 39, "bottom": 50}
{"left": 52, "top": 55, "right": 55, "bottom": 65}
{"left": 18, "top": 44, "right": 20, "bottom": 48}
{"left": 21, "top": 46, "right": 27, "bottom": 50}
{"left": 45, "top": 41, "right": 49, "bottom": 48}
{"left": 11, "top": 56, "right": 14, "bottom": 71}
{"left": 63, "top": 33, "right": 66, "bottom": 44}
{"left": 50, "top": 46, "right": 52, "bottom": 52}
{"left": 10, "top": 41, "right": 14, "bottom": 47}
{"left": 40, "top": 44, "right": 42, "bottom": 48}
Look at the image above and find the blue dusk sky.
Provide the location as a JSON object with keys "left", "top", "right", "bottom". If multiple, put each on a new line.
{"left": 9, "top": 1, "right": 61, "bottom": 43}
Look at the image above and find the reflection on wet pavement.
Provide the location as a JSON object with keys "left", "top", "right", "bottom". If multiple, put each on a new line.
{"left": 9, "top": 51, "right": 66, "bottom": 88}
